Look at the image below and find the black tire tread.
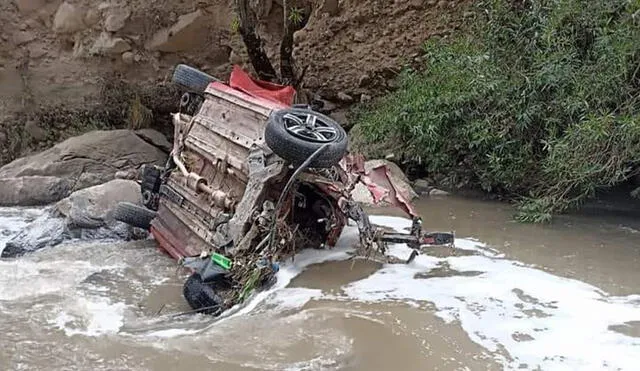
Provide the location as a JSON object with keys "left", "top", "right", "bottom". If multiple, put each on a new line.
{"left": 172, "top": 64, "right": 218, "bottom": 92}
{"left": 183, "top": 273, "right": 224, "bottom": 315}
{"left": 264, "top": 109, "right": 348, "bottom": 168}
{"left": 112, "top": 202, "right": 156, "bottom": 230}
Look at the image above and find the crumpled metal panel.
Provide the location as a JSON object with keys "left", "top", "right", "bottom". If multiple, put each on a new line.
{"left": 342, "top": 154, "right": 418, "bottom": 218}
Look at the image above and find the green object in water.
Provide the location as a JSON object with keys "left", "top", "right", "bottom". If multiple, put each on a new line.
{"left": 239, "top": 268, "right": 261, "bottom": 303}
{"left": 211, "top": 252, "right": 232, "bottom": 270}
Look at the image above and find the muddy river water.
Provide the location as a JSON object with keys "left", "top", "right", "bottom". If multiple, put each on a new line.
{"left": 1, "top": 196, "right": 639, "bottom": 370}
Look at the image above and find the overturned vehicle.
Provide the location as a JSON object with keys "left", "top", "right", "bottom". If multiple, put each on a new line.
{"left": 115, "top": 65, "right": 454, "bottom": 316}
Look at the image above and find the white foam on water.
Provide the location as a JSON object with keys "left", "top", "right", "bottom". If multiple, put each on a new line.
{"left": 143, "top": 227, "right": 360, "bottom": 340}
{"left": 143, "top": 327, "right": 202, "bottom": 338}
{"left": 341, "top": 215, "right": 640, "bottom": 370}
{"left": 51, "top": 294, "right": 126, "bottom": 337}
{"left": 0, "top": 259, "right": 99, "bottom": 301}
{"left": 218, "top": 227, "right": 359, "bottom": 322}
{"left": 263, "top": 287, "right": 323, "bottom": 311}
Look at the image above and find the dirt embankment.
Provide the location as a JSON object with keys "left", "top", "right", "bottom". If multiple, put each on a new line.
{"left": 0, "top": 0, "right": 469, "bottom": 166}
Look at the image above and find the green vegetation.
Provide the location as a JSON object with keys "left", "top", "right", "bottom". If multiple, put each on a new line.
{"left": 352, "top": 0, "right": 640, "bottom": 222}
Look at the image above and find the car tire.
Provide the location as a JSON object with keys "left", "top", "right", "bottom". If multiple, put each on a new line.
{"left": 172, "top": 64, "right": 218, "bottom": 92}
{"left": 112, "top": 202, "right": 156, "bottom": 230}
{"left": 183, "top": 273, "right": 225, "bottom": 315}
{"left": 265, "top": 108, "right": 348, "bottom": 168}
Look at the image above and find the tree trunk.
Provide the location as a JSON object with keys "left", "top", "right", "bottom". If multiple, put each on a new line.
{"left": 234, "top": 0, "right": 277, "bottom": 82}
{"left": 280, "top": 2, "right": 311, "bottom": 86}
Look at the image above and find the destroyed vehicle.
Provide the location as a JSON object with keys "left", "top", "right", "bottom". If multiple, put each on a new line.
{"left": 114, "top": 64, "right": 454, "bottom": 316}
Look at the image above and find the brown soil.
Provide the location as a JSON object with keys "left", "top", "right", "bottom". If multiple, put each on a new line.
{"left": 296, "top": 0, "right": 470, "bottom": 101}
{"left": 0, "top": 0, "right": 471, "bottom": 166}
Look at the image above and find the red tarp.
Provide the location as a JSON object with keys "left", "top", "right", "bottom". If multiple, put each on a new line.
{"left": 228, "top": 65, "right": 296, "bottom": 106}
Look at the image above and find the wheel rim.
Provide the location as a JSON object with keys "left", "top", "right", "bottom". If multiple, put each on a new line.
{"left": 283, "top": 112, "right": 338, "bottom": 143}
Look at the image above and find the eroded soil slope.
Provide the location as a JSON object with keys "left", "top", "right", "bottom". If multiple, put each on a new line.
{"left": 0, "top": 0, "right": 470, "bottom": 165}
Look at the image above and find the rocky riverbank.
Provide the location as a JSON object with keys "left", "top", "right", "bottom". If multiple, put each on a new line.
{"left": 0, "top": 129, "right": 168, "bottom": 206}
{"left": 0, "top": 128, "right": 170, "bottom": 257}
{"left": 0, "top": 126, "right": 433, "bottom": 258}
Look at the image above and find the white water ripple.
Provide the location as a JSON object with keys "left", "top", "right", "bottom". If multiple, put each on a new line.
{"left": 342, "top": 216, "right": 640, "bottom": 370}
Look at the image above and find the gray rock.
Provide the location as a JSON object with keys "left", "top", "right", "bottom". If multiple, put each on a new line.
{"left": 53, "top": 2, "right": 86, "bottom": 34}
{"left": 229, "top": 50, "right": 243, "bottom": 65}
{"left": 104, "top": 7, "right": 131, "bottom": 32}
{"left": 293, "top": 30, "right": 307, "bottom": 43}
{"left": 115, "top": 170, "right": 138, "bottom": 180}
{"left": 313, "top": 97, "right": 338, "bottom": 113}
{"left": 27, "top": 44, "right": 48, "bottom": 59}
{"left": 1, "top": 213, "right": 69, "bottom": 258}
{"left": 329, "top": 110, "right": 348, "bottom": 126}
{"left": 429, "top": 188, "right": 450, "bottom": 196}
{"left": 135, "top": 128, "right": 172, "bottom": 153}
{"left": 413, "top": 178, "right": 431, "bottom": 194}
{"left": 24, "top": 120, "right": 47, "bottom": 141}
{"left": 2, "top": 180, "right": 147, "bottom": 257}
{"left": 13, "top": 30, "right": 36, "bottom": 45}
{"left": 358, "top": 74, "right": 371, "bottom": 87}
{"left": 0, "top": 176, "right": 73, "bottom": 206}
{"left": 14, "top": 0, "right": 48, "bottom": 15}
{"left": 0, "top": 129, "right": 167, "bottom": 206}
{"left": 84, "top": 8, "right": 101, "bottom": 27}
{"left": 319, "top": 0, "right": 340, "bottom": 15}
{"left": 56, "top": 179, "right": 142, "bottom": 228}
{"left": 121, "top": 51, "right": 135, "bottom": 64}
{"left": 90, "top": 32, "right": 131, "bottom": 55}
{"left": 337, "top": 92, "right": 353, "bottom": 102}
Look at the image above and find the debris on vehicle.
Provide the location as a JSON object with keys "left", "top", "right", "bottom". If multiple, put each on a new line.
{"left": 114, "top": 64, "right": 455, "bottom": 316}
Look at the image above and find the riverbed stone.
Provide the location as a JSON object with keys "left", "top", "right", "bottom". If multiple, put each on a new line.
{"left": 56, "top": 179, "right": 142, "bottom": 228}
{"left": 1, "top": 212, "right": 69, "bottom": 258}
{"left": 0, "top": 176, "right": 73, "bottom": 206}
{"left": 413, "top": 178, "right": 431, "bottom": 194}
{"left": 1, "top": 180, "right": 147, "bottom": 258}
{"left": 14, "top": 0, "right": 48, "bottom": 14}
{"left": 0, "top": 130, "right": 168, "bottom": 206}
{"left": 429, "top": 188, "right": 450, "bottom": 196}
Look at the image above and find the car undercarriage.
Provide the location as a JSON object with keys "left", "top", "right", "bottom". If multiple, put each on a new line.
{"left": 115, "top": 64, "right": 454, "bottom": 316}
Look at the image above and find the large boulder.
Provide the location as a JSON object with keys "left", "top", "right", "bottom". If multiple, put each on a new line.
{"left": 0, "top": 130, "right": 168, "bottom": 206}
{"left": 1, "top": 179, "right": 148, "bottom": 258}
{"left": 0, "top": 176, "right": 73, "bottom": 206}
{"left": 56, "top": 179, "right": 142, "bottom": 228}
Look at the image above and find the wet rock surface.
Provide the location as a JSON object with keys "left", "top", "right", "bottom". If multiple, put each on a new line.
{"left": 56, "top": 179, "right": 142, "bottom": 228}
{"left": 0, "top": 130, "right": 167, "bottom": 206}
{"left": 1, "top": 179, "right": 148, "bottom": 258}
{"left": 1, "top": 212, "right": 68, "bottom": 258}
